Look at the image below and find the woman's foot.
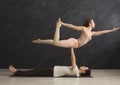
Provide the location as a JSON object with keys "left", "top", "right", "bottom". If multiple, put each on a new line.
{"left": 9, "top": 65, "right": 17, "bottom": 74}
{"left": 56, "top": 19, "right": 62, "bottom": 28}
{"left": 58, "top": 18, "right": 63, "bottom": 24}
{"left": 32, "top": 39, "right": 42, "bottom": 44}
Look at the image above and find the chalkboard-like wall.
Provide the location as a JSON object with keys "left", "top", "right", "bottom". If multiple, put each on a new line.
{"left": 0, "top": 0, "right": 120, "bottom": 68}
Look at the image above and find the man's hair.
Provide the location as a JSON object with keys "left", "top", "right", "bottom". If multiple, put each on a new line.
{"left": 83, "top": 18, "right": 93, "bottom": 27}
{"left": 80, "top": 68, "right": 91, "bottom": 76}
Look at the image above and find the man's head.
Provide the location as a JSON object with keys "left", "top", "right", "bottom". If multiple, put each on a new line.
{"left": 79, "top": 66, "right": 91, "bottom": 76}
{"left": 83, "top": 18, "right": 95, "bottom": 28}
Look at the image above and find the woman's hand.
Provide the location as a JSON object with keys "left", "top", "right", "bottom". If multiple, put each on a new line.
{"left": 112, "top": 27, "right": 120, "bottom": 31}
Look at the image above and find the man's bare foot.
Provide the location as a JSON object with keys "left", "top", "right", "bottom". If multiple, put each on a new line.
{"left": 9, "top": 65, "right": 17, "bottom": 74}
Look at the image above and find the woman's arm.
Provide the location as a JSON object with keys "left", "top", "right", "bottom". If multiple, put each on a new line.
{"left": 92, "top": 27, "right": 120, "bottom": 36}
{"left": 70, "top": 47, "right": 77, "bottom": 69}
{"left": 58, "top": 18, "right": 84, "bottom": 31}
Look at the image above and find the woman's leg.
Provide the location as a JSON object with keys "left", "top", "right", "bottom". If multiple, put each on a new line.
{"left": 58, "top": 38, "right": 78, "bottom": 48}
{"left": 53, "top": 21, "right": 61, "bottom": 46}
{"left": 52, "top": 22, "right": 79, "bottom": 48}
{"left": 9, "top": 65, "right": 53, "bottom": 77}
{"left": 32, "top": 20, "right": 78, "bottom": 48}
{"left": 32, "top": 21, "right": 61, "bottom": 45}
{"left": 32, "top": 39, "right": 54, "bottom": 45}
{"left": 32, "top": 21, "right": 61, "bottom": 46}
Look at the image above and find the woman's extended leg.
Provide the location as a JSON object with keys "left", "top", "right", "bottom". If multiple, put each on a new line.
{"left": 32, "top": 39, "right": 54, "bottom": 45}
{"left": 32, "top": 20, "right": 61, "bottom": 45}
{"left": 32, "top": 19, "right": 78, "bottom": 48}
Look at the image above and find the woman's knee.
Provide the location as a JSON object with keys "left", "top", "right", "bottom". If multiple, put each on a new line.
{"left": 53, "top": 40, "right": 60, "bottom": 46}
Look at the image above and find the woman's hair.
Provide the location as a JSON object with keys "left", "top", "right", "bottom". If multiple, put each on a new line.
{"left": 80, "top": 68, "right": 91, "bottom": 76}
{"left": 83, "top": 18, "right": 93, "bottom": 27}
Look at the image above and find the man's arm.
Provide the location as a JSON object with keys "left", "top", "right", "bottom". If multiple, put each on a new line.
{"left": 58, "top": 18, "right": 84, "bottom": 31}
{"left": 70, "top": 47, "right": 77, "bottom": 69}
{"left": 92, "top": 28, "right": 120, "bottom": 36}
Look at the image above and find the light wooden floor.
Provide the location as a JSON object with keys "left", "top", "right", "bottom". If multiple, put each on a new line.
{"left": 0, "top": 69, "right": 120, "bottom": 85}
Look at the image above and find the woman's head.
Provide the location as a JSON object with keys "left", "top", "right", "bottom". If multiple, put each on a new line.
{"left": 79, "top": 66, "right": 91, "bottom": 76}
{"left": 83, "top": 18, "right": 95, "bottom": 28}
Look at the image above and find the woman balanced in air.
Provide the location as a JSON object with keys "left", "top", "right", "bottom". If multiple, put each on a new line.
{"left": 32, "top": 18, "right": 119, "bottom": 48}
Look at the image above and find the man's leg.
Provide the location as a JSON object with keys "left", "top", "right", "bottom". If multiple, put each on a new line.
{"left": 9, "top": 65, "right": 53, "bottom": 77}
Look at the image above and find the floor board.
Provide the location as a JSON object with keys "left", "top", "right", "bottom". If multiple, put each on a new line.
{"left": 0, "top": 69, "right": 120, "bottom": 85}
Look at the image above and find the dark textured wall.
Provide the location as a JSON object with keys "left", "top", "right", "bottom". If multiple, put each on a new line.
{"left": 0, "top": 0, "right": 120, "bottom": 68}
